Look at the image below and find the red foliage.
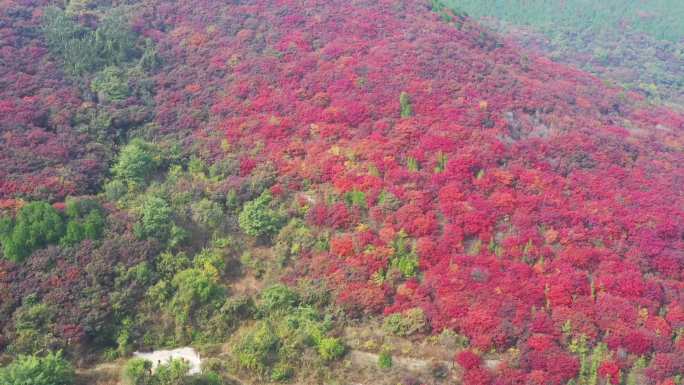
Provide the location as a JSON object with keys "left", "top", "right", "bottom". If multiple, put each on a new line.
{"left": 0, "top": 1, "right": 110, "bottom": 201}
{"left": 644, "top": 353, "right": 684, "bottom": 383}
{"left": 455, "top": 350, "right": 482, "bottom": 371}
{"left": 2, "top": 0, "right": 683, "bottom": 383}
{"left": 598, "top": 361, "right": 621, "bottom": 385}
{"left": 330, "top": 234, "right": 356, "bottom": 258}
{"left": 463, "top": 367, "right": 493, "bottom": 385}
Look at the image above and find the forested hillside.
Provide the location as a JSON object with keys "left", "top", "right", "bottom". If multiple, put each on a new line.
{"left": 446, "top": 0, "right": 684, "bottom": 104}
{"left": 0, "top": 1, "right": 682, "bottom": 385}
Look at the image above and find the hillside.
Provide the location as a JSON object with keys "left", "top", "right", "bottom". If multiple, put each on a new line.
{"left": 445, "top": 0, "right": 684, "bottom": 104}
{"left": 0, "top": 1, "right": 683, "bottom": 385}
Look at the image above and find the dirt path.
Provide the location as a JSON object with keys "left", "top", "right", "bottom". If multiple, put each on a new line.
{"left": 349, "top": 349, "right": 453, "bottom": 372}
{"left": 75, "top": 361, "right": 123, "bottom": 385}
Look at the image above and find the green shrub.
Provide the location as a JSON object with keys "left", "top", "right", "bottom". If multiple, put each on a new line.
{"left": 122, "top": 358, "right": 152, "bottom": 385}
{"left": 406, "top": 156, "right": 419, "bottom": 172}
{"left": 382, "top": 308, "right": 428, "bottom": 337}
{"left": 273, "top": 219, "right": 314, "bottom": 266}
{"left": 9, "top": 301, "right": 60, "bottom": 354}
{"left": 567, "top": 335, "right": 613, "bottom": 385}
{"left": 625, "top": 357, "right": 646, "bottom": 385}
{"left": 234, "top": 322, "right": 280, "bottom": 376}
{"left": 435, "top": 151, "right": 448, "bottom": 173}
{"left": 239, "top": 251, "right": 265, "bottom": 277}
{"left": 0, "top": 351, "right": 74, "bottom": 385}
{"left": 436, "top": 328, "right": 469, "bottom": 349}
{"left": 187, "top": 156, "right": 207, "bottom": 176}
{"left": 65, "top": 0, "right": 93, "bottom": 16}
{"left": 156, "top": 252, "right": 192, "bottom": 280}
{"left": 190, "top": 371, "right": 222, "bottom": 385}
{"left": 154, "top": 358, "right": 190, "bottom": 385}
{"left": 259, "top": 284, "right": 300, "bottom": 315}
{"left": 168, "top": 224, "right": 189, "bottom": 250}
{"left": 193, "top": 249, "right": 225, "bottom": 277}
{"left": 232, "top": 294, "right": 343, "bottom": 380}
{"left": 378, "top": 350, "right": 392, "bottom": 369}
{"left": 225, "top": 189, "right": 239, "bottom": 212}
{"left": 270, "top": 362, "right": 294, "bottom": 382}
{"left": 123, "top": 357, "right": 218, "bottom": 385}
{"left": 377, "top": 190, "right": 402, "bottom": 211}
{"left": 318, "top": 337, "right": 345, "bottom": 361}
{"left": 389, "top": 232, "right": 419, "bottom": 278}
{"left": 206, "top": 296, "right": 255, "bottom": 339}
{"left": 393, "top": 254, "right": 418, "bottom": 278}
{"left": 344, "top": 190, "right": 367, "bottom": 209}
{"left": 238, "top": 190, "right": 283, "bottom": 237}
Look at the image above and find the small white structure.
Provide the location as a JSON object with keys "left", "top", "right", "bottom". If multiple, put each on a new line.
{"left": 133, "top": 347, "right": 202, "bottom": 375}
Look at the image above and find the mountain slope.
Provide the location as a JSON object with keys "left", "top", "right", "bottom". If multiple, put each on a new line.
{"left": 0, "top": 0, "right": 683, "bottom": 384}
{"left": 137, "top": 0, "right": 684, "bottom": 383}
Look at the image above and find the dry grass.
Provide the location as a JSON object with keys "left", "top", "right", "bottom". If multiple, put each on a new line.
{"left": 75, "top": 360, "right": 124, "bottom": 385}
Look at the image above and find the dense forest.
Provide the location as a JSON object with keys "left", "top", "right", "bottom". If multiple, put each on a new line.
{"left": 0, "top": 1, "right": 682, "bottom": 385}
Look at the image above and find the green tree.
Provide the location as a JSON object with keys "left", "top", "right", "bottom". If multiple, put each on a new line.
{"left": 60, "top": 198, "right": 105, "bottom": 246}
{"left": 42, "top": 6, "right": 98, "bottom": 75}
{"left": 0, "top": 216, "right": 14, "bottom": 259}
{"left": 191, "top": 198, "right": 224, "bottom": 231}
{"left": 169, "top": 268, "right": 225, "bottom": 325}
{"left": 112, "top": 139, "right": 160, "bottom": 189}
{"left": 400, "top": 91, "right": 413, "bottom": 118}
{"left": 95, "top": 8, "right": 139, "bottom": 67}
{"left": 138, "top": 38, "right": 160, "bottom": 72}
{"left": 238, "top": 191, "right": 283, "bottom": 237}
{"left": 155, "top": 252, "right": 191, "bottom": 281}
{"left": 0, "top": 351, "right": 74, "bottom": 385}
{"left": 135, "top": 196, "right": 172, "bottom": 241}
{"left": 60, "top": 220, "right": 85, "bottom": 247}
{"left": 42, "top": 6, "right": 141, "bottom": 75}
{"left": 64, "top": 197, "right": 99, "bottom": 219}
{"left": 65, "top": 0, "right": 92, "bottom": 16}
{"left": 91, "top": 66, "right": 130, "bottom": 102}
{"left": 82, "top": 210, "right": 105, "bottom": 239}
{"left": 0, "top": 202, "right": 64, "bottom": 262}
